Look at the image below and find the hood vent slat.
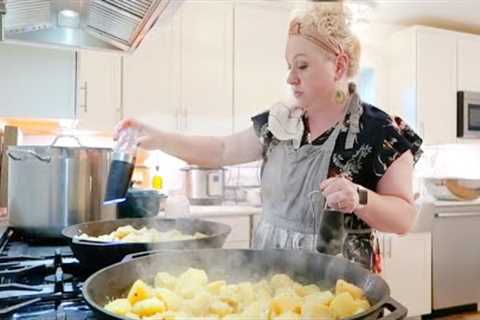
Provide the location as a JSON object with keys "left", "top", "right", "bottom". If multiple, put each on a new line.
{"left": 87, "top": 0, "right": 141, "bottom": 43}
{"left": 103, "top": 0, "right": 152, "bottom": 18}
{"left": 0, "top": 0, "right": 178, "bottom": 52}
{"left": 4, "top": 0, "right": 51, "bottom": 32}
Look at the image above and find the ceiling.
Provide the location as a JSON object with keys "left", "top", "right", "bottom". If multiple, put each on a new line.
{"left": 343, "top": 0, "right": 480, "bottom": 46}
{"left": 369, "top": 0, "right": 480, "bottom": 34}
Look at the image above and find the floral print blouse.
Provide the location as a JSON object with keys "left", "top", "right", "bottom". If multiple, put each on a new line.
{"left": 252, "top": 101, "right": 423, "bottom": 231}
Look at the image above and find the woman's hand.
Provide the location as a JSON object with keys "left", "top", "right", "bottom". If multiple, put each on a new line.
{"left": 320, "top": 175, "right": 361, "bottom": 213}
{"left": 113, "top": 118, "right": 157, "bottom": 149}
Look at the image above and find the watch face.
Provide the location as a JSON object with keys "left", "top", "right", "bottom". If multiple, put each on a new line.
{"left": 358, "top": 188, "right": 368, "bottom": 205}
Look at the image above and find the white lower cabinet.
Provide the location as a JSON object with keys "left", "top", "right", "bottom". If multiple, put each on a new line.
{"left": 379, "top": 232, "right": 431, "bottom": 317}
{"left": 202, "top": 215, "right": 252, "bottom": 248}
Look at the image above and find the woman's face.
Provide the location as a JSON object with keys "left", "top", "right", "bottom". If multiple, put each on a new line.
{"left": 285, "top": 35, "right": 342, "bottom": 111}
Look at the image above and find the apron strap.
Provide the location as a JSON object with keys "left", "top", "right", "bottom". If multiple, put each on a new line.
{"left": 344, "top": 93, "right": 363, "bottom": 150}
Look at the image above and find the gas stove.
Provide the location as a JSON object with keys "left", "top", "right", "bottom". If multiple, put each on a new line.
{"left": 0, "top": 226, "right": 100, "bottom": 319}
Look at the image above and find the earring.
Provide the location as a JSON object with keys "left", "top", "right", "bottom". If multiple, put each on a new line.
{"left": 335, "top": 89, "right": 346, "bottom": 104}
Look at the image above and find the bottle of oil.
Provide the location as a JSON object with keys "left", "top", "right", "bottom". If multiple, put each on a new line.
{"left": 151, "top": 166, "right": 163, "bottom": 192}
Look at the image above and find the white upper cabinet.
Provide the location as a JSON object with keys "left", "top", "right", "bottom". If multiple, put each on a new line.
{"left": 387, "top": 26, "right": 457, "bottom": 146}
{"left": 416, "top": 28, "right": 457, "bottom": 146}
{"left": 179, "top": 0, "right": 234, "bottom": 135}
{"left": 123, "top": 21, "right": 178, "bottom": 132}
{"left": 123, "top": 0, "right": 234, "bottom": 136}
{"left": 234, "top": 1, "right": 292, "bottom": 132}
{"left": 457, "top": 34, "right": 480, "bottom": 92}
{"left": 0, "top": 44, "right": 76, "bottom": 119}
{"left": 76, "top": 51, "right": 122, "bottom": 132}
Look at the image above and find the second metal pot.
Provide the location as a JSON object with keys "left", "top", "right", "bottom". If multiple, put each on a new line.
{"left": 7, "top": 135, "right": 116, "bottom": 240}
{"left": 181, "top": 166, "right": 225, "bottom": 205}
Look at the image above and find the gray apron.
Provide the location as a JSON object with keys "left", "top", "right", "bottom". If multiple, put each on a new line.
{"left": 253, "top": 94, "right": 373, "bottom": 267}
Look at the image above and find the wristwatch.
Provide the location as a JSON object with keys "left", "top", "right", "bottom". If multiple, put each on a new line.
{"left": 356, "top": 185, "right": 368, "bottom": 209}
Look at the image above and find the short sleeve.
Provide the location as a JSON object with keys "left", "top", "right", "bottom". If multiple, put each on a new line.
{"left": 373, "top": 116, "right": 423, "bottom": 178}
{"left": 251, "top": 110, "right": 269, "bottom": 138}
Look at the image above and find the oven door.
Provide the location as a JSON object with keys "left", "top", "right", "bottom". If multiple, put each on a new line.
{"left": 458, "top": 91, "right": 480, "bottom": 138}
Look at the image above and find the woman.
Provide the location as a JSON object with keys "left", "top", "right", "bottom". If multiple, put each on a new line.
{"left": 114, "top": 3, "right": 422, "bottom": 272}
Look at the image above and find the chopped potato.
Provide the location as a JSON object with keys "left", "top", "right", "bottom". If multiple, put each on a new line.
{"left": 336, "top": 279, "right": 365, "bottom": 300}
{"left": 76, "top": 225, "right": 207, "bottom": 243}
{"left": 206, "top": 280, "right": 227, "bottom": 295}
{"left": 210, "top": 299, "right": 234, "bottom": 317}
{"left": 175, "top": 268, "right": 209, "bottom": 299}
{"left": 154, "top": 272, "right": 177, "bottom": 291}
{"left": 104, "top": 271, "right": 370, "bottom": 320}
{"left": 131, "top": 297, "right": 166, "bottom": 317}
{"left": 104, "top": 298, "right": 131, "bottom": 316}
{"left": 128, "top": 280, "right": 153, "bottom": 305}
{"left": 304, "top": 290, "right": 335, "bottom": 306}
{"left": 330, "top": 292, "right": 359, "bottom": 319}
{"left": 302, "top": 302, "right": 332, "bottom": 320}
{"left": 270, "top": 291, "right": 303, "bottom": 317}
{"left": 155, "top": 288, "right": 182, "bottom": 311}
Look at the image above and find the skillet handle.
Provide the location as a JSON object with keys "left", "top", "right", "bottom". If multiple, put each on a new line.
{"left": 122, "top": 250, "right": 162, "bottom": 262}
{"left": 376, "top": 297, "right": 408, "bottom": 320}
{"left": 72, "top": 237, "right": 124, "bottom": 246}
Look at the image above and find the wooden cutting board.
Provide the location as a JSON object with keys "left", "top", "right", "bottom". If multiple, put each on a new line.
{"left": 0, "top": 126, "right": 19, "bottom": 208}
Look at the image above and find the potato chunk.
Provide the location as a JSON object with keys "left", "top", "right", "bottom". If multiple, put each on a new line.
{"left": 155, "top": 287, "right": 182, "bottom": 311}
{"left": 104, "top": 298, "right": 131, "bottom": 316}
{"left": 128, "top": 280, "right": 153, "bottom": 305}
{"left": 336, "top": 279, "right": 365, "bottom": 300}
{"left": 154, "top": 272, "right": 177, "bottom": 290}
{"left": 329, "top": 292, "right": 358, "bottom": 319}
{"left": 131, "top": 297, "right": 166, "bottom": 317}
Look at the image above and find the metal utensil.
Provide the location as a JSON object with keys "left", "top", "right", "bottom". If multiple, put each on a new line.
{"left": 308, "top": 190, "right": 344, "bottom": 255}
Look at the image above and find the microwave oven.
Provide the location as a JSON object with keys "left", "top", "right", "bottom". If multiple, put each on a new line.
{"left": 457, "top": 91, "right": 480, "bottom": 138}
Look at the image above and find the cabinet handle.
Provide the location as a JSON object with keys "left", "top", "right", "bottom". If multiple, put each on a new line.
{"left": 381, "top": 236, "right": 385, "bottom": 259}
{"left": 184, "top": 108, "right": 188, "bottom": 130}
{"left": 388, "top": 237, "right": 392, "bottom": 258}
{"left": 80, "top": 82, "right": 88, "bottom": 112}
{"left": 175, "top": 108, "right": 179, "bottom": 130}
{"left": 435, "top": 212, "right": 480, "bottom": 218}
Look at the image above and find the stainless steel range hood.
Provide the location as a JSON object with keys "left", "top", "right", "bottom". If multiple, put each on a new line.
{"left": 0, "top": 0, "right": 181, "bottom": 53}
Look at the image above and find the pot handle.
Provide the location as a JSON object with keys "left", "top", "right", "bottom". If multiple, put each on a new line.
{"left": 376, "top": 297, "right": 408, "bottom": 320}
{"left": 51, "top": 135, "right": 83, "bottom": 147}
{"left": 72, "top": 237, "right": 124, "bottom": 247}
{"left": 7, "top": 149, "right": 51, "bottom": 163}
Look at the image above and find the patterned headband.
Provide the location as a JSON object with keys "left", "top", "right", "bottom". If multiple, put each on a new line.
{"left": 288, "top": 17, "right": 345, "bottom": 58}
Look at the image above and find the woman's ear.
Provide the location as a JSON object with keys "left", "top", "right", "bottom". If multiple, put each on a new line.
{"left": 334, "top": 53, "right": 349, "bottom": 81}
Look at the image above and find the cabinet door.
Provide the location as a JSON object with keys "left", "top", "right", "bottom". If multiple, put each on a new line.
{"left": 381, "top": 232, "right": 431, "bottom": 317}
{"left": 457, "top": 35, "right": 480, "bottom": 92}
{"left": 123, "top": 22, "right": 179, "bottom": 132}
{"left": 202, "top": 216, "right": 250, "bottom": 243}
{"left": 77, "top": 51, "right": 122, "bottom": 131}
{"left": 234, "top": 2, "right": 292, "bottom": 132}
{"left": 0, "top": 44, "right": 76, "bottom": 119}
{"left": 179, "top": 0, "right": 233, "bottom": 135}
{"left": 416, "top": 28, "right": 457, "bottom": 145}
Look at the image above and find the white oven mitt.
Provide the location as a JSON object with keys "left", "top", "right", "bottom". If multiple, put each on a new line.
{"left": 268, "top": 101, "right": 304, "bottom": 149}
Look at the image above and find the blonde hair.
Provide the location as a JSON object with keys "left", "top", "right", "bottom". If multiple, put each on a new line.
{"left": 290, "top": 2, "right": 361, "bottom": 78}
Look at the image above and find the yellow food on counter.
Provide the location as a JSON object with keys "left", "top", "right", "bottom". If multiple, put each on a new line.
{"left": 104, "top": 268, "right": 371, "bottom": 319}
{"left": 76, "top": 225, "right": 207, "bottom": 243}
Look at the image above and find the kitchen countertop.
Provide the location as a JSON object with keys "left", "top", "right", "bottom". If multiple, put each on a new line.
{"left": 158, "top": 204, "right": 262, "bottom": 219}
{"left": 411, "top": 196, "right": 480, "bottom": 233}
